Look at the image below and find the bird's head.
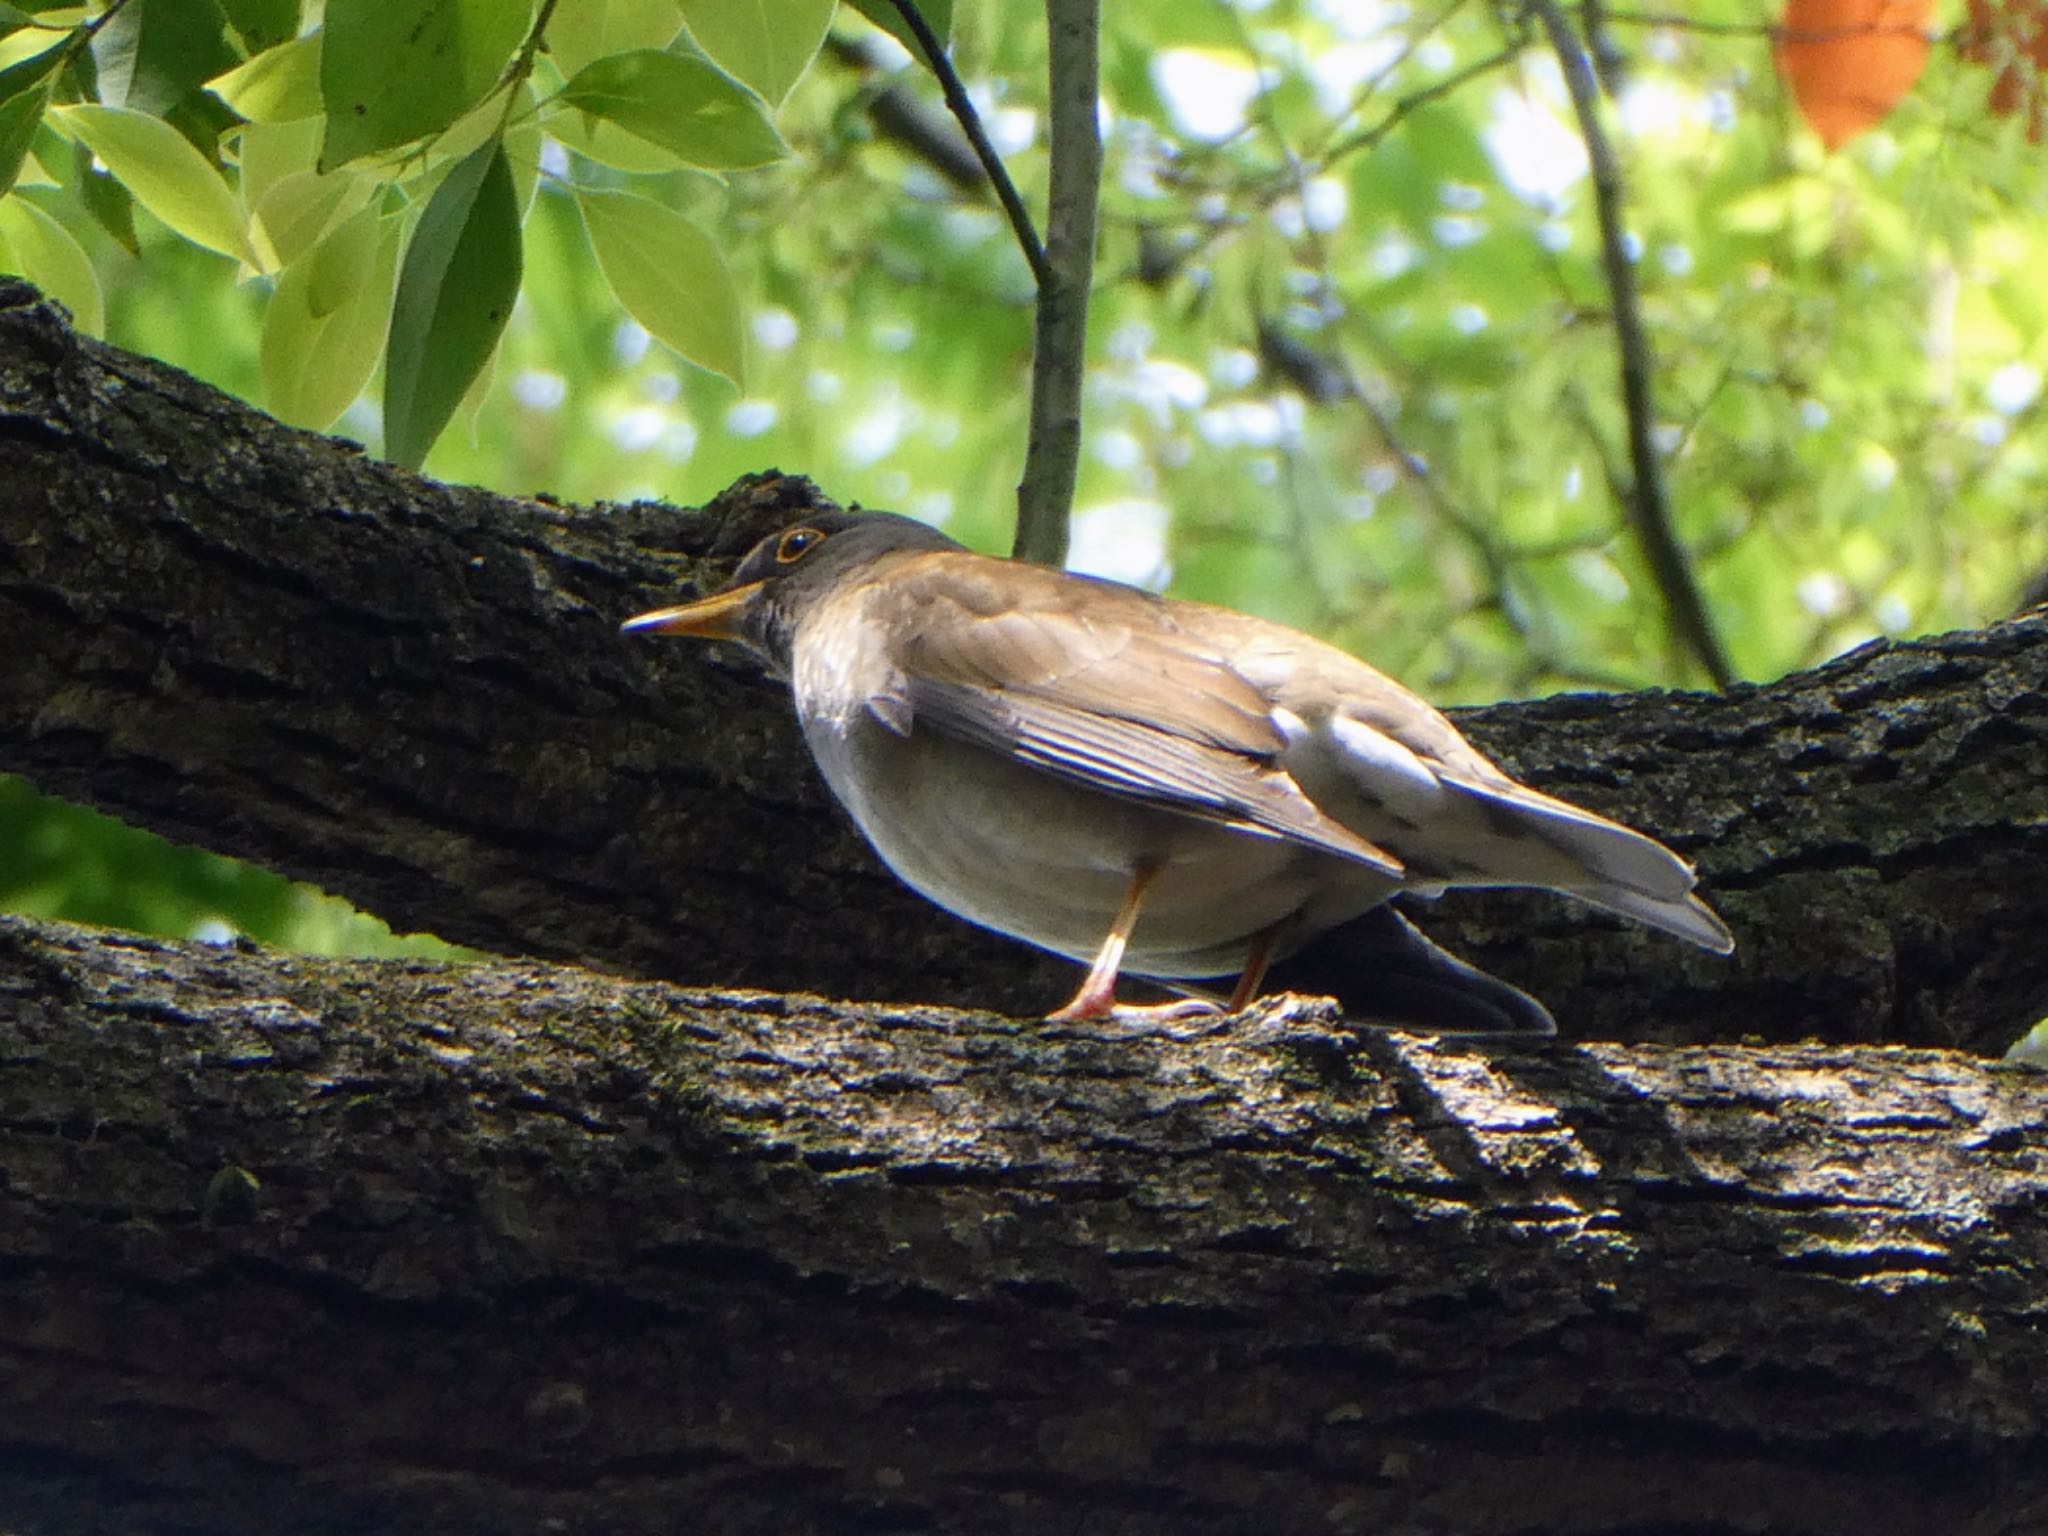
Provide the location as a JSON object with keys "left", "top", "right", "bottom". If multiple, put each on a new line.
{"left": 622, "top": 510, "right": 961, "bottom": 675}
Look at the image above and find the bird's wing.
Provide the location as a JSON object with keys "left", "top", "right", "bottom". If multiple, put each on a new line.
{"left": 1214, "top": 623, "right": 1735, "bottom": 952}
{"left": 873, "top": 556, "right": 1404, "bottom": 877}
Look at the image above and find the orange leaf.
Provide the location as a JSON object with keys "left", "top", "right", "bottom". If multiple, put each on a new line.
{"left": 1959, "top": 0, "right": 2048, "bottom": 141}
{"left": 1776, "top": 0, "right": 1933, "bottom": 150}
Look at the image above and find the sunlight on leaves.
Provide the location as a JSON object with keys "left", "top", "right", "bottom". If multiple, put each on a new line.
{"left": 577, "top": 185, "right": 745, "bottom": 387}
{"left": 555, "top": 47, "right": 787, "bottom": 168}
{"left": 208, "top": 34, "right": 322, "bottom": 124}
{"left": 0, "top": 195, "right": 101, "bottom": 332}
{"left": 55, "top": 102, "right": 253, "bottom": 261}
{"left": 261, "top": 201, "right": 398, "bottom": 428}
{"left": 384, "top": 139, "right": 522, "bottom": 468}
{"left": 318, "top": 0, "right": 533, "bottom": 169}
{"left": 677, "top": 0, "right": 834, "bottom": 107}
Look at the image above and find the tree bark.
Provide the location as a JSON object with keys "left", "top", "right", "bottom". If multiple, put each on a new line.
{"left": 3, "top": 284, "right": 2048, "bottom": 1535}
{"left": 0, "top": 283, "right": 2045, "bottom": 1052}
{"left": 4, "top": 914, "right": 2048, "bottom": 1536}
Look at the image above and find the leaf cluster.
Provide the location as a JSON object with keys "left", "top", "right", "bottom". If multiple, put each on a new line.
{"left": 0, "top": 0, "right": 855, "bottom": 465}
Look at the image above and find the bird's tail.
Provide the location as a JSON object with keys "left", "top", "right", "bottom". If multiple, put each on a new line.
{"left": 1450, "top": 775, "right": 1735, "bottom": 953}
{"left": 1554, "top": 881, "right": 1734, "bottom": 952}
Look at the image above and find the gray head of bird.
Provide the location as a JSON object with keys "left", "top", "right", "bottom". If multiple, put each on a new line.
{"left": 620, "top": 510, "right": 961, "bottom": 676}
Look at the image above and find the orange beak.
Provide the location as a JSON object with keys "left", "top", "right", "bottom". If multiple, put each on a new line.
{"left": 619, "top": 580, "right": 765, "bottom": 641}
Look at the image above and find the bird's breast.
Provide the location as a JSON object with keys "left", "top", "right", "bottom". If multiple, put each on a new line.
{"left": 793, "top": 700, "right": 1393, "bottom": 979}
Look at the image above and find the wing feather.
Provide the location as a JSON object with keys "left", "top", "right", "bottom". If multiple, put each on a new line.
{"left": 903, "top": 676, "right": 1403, "bottom": 876}
{"left": 850, "top": 552, "right": 1726, "bottom": 951}
{"left": 863, "top": 556, "right": 1403, "bottom": 877}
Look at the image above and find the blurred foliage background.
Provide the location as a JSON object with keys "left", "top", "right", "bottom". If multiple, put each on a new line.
{"left": 3, "top": 0, "right": 2045, "bottom": 956}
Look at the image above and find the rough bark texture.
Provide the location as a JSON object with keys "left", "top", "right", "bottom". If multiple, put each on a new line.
{"left": 3, "top": 286, "right": 2048, "bottom": 1536}
{"left": 0, "top": 285, "right": 2043, "bottom": 1052}
{"left": 5, "top": 916, "right": 2048, "bottom": 1536}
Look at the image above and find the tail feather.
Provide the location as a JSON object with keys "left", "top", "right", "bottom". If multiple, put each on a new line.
{"left": 1561, "top": 884, "right": 1735, "bottom": 953}
{"left": 1449, "top": 774, "right": 1733, "bottom": 952}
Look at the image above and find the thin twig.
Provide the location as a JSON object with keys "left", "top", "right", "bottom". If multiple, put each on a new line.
{"left": 825, "top": 33, "right": 984, "bottom": 192}
{"left": 1257, "top": 322, "right": 1642, "bottom": 694}
{"left": 1258, "top": 321, "right": 1536, "bottom": 644}
{"left": 1581, "top": 0, "right": 1627, "bottom": 93}
{"left": 499, "top": 0, "right": 563, "bottom": 133}
{"left": 1112, "top": 38, "right": 1518, "bottom": 292}
{"left": 885, "top": 0, "right": 1048, "bottom": 286}
{"left": 1012, "top": 0, "right": 1100, "bottom": 566}
{"left": 1530, "top": 0, "right": 1735, "bottom": 690}
{"left": 1594, "top": 9, "right": 1785, "bottom": 37}
{"left": 1319, "top": 46, "right": 1522, "bottom": 167}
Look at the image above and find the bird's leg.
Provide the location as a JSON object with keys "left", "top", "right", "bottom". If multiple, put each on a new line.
{"left": 1226, "top": 921, "right": 1289, "bottom": 1013}
{"left": 1042, "top": 861, "right": 1219, "bottom": 1025}
{"left": 1045, "top": 862, "right": 1159, "bottom": 1022}
{"left": 1045, "top": 864, "right": 1231, "bottom": 1025}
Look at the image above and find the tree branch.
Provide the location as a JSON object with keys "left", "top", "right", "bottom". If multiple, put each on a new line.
{"left": 4, "top": 913, "right": 2047, "bottom": 1536}
{"left": 884, "top": 0, "right": 1049, "bottom": 281}
{"left": 1, "top": 285, "right": 2045, "bottom": 1054}
{"left": 6, "top": 276, "right": 2048, "bottom": 1532}
{"left": 1011, "top": 0, "right": 1101, "bottom": 567}
{"left": 1532, "top": 0, "right": 1736, "bottom": 690}
{"left": 1317, "top": 42, "right": 1522, "bottom": 166}
{"left": 826, "top": 31, "right": 987, "bottom": 193}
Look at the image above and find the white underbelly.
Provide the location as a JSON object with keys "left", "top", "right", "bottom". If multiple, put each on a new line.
{"left": 803, "top": 710, "right": 1394, "bottom": 979}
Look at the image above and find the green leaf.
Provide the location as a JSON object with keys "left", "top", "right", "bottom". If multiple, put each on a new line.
{"left": 846, "top": 0, "right": 952, "bottom": 54}
{"left": 249, "top": 162, "right": 371, "bottom": 272}
{"left": 92, "top": 0, "right": 237, "bottom": 117}
{"left": 0, "top": 66, "right": 50, "bottom": 196}
{"left": 0, "top": 33, "right": 67, "bottom": 103}
{"left": 0, "top": 3, "right": 44, "bottom": 42}
{"left": 318, "top": 0, "right": 533, "bottom": 169}
{"left": 218, "top": 0, "right": 299, "bottom": 54}
{"left": 303, "top": 185, "right": 381, "bottom": 314}
{"left": 676, "top": 0, "right": 832, "bottom": 106}
{"left": 534, "top": 52, "right": 687, "bottom": 170}
{"left": 56, "top": 103, "right": 252, "bottom": 261}
{"left": 577, "top": 186, "right": 742, "bottom": 387}
{"left": 207, "top": 33, "right": 320, "bottom": 122}
{"left": 546, "top": 99, "right": 689, "bottom": 173}
{"left": 544, "top": 0, "right": 684, "bottom": 81}
{"left": 12, "top": 141, "right": 51, "bottom": 185}
{"left": 557, "top": 48, "right": 785, "bottom": 169}
{"left": 413, "top": 68, "right": 527, "bottom": 167}
{"left": 76, "top": 141, "right": 139, "bottom": 253}
{"left": 233, "top": 112, "right": 319, "bottom": 210}
{"left": 383, "top": 138, "right": 521, "bottom": 468}
{"left": 261, "top": 201, "right": 399, "bottom": 429}
{"left": 452, "top": 333, "right": 500, "bottom": 444}
{"left": 503, "top": 111, "right": 542, "bottom": 216}
{"left": 0, "top": 194, "right": 103, "bottom": 333}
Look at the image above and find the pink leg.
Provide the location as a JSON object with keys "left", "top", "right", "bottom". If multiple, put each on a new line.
{"left": 1045, "top": 864, "right": 1159, "bottom": 1023}
{"left": 1225, "top": 923, "right": 1285, "bottom": 1013}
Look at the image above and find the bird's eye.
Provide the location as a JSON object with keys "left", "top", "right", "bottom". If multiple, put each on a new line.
{"left": 776, "top": 528, "right": 823, "bottom": 563}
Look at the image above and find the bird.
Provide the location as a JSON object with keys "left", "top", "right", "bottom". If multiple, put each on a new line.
{"left": 624, "top": 510, "right": 1732, "bottom": 1026}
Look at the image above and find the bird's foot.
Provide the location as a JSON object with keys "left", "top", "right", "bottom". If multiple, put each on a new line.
{"left": 1043, "top": 995, "right": 1224, "bottom": 1025}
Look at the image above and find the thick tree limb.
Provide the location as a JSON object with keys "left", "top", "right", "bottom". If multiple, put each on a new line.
{"left": 4, "top": 915, "right": 2048, "bottom": 1536}
{"left": 4, "top": 284, "right": 2048, "bottom": 1535}
{"left": 0, "top": 285, "right": 2044, "bottom": 1053}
